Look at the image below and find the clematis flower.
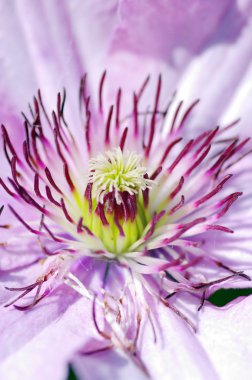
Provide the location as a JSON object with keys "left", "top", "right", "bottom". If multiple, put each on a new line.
{"left": 1, "top": 1, "right": 252, "bottom": 380}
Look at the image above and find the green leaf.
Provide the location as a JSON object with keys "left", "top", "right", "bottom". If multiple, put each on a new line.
{"left": 67, "top": 365, "right": 79, "bottom": 380}
{"left": 208, "top": 288, "right": 252, "bottom": 307}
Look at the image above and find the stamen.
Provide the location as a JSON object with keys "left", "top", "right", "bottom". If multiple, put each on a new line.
{"left": 64, "top": 163, "right": 75, "bottom": 192}
{"left": 60, "top": 198, "right": 74, "bottom": 223}
{"left": 34, "top": 174, "right": 42, "bottom": 198}
{"left": 169, "top": 176, "right": 184, "bottom": 199}
{"left": 170, "top": 100, "right": 183, "bottom": 133}
{"left": 116, "top": 88, "right": 122, "bottom": 130}
{"left": 8, "top": 205, "right": 42, "bottom": 235}
{"left": 119, "top": 127, "right": 128, "bottom": 151}
{"left": 85, "top": 109, "right": 91, "bottom": 153}
{"left": 168, "top": 139, "right": 194, "bottom": 173}
{"left": 99, "top": 70, "right": 107, "bottom": 115}
{"left": 178, "top": 99, "right": 200, "bottom": 130}
{"left": 45, "top": 167, "right": 63, "bottom": 194}
{"left": 160, "top": 137, "right": 182, "bottom": 165}
{"left": 133, "top": 93, "right": 139, "bottom": 136}
{"left": 105, "top": 105, "right": 113, "bottom": 145}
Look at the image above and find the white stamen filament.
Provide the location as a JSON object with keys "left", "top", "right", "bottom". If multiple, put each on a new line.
{"left": 88, "top": 148, "right": 154, "bottom": 204}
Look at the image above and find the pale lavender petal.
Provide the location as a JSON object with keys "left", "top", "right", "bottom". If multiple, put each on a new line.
{"left": 1, "top": 1, "right": 251, "bottom": 127}
{"left": 0, "top": 0, "right": 117, "bottom": 113}
{"left": 176, "top": 1, "right": 252, "bottom": 133}
{"left": 0, "top": 285, "right": 77, "bottom": 359}
{"left": 140, "top": 303, "right": 218, "bottom": 380}
{"left": 0, "top": 2, "right": 37, "bottom": 114}
{"left": 73, "top": 350, "right": 148, "bottom": 380}
{"left": 109, "top": 0, "right": 245, "bottom": 59}
{"left": 0, "top": 294, "right": 93, "bottom": 380}
{"left": 72, "top": 302, "right": 218, "bottom": 380}
{"left": 198, "top": 296, "right": 252, "bottom": 380}
{"left": 105, "top": 1, "right": 251, "bottom": 104}
{"left": 0, "top": 1, "right": 113, "bottom": 138}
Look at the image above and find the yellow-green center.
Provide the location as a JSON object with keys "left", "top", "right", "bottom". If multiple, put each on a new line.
{"left": 82, "top": 148, "right": 154, "bottom": 254}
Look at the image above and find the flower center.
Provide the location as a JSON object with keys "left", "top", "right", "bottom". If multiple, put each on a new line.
{"left": 88, "top": 148, "right": 153, "bottom": 204}
{"left": 83, "top": 148, "right": 154, "bottom": 254}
